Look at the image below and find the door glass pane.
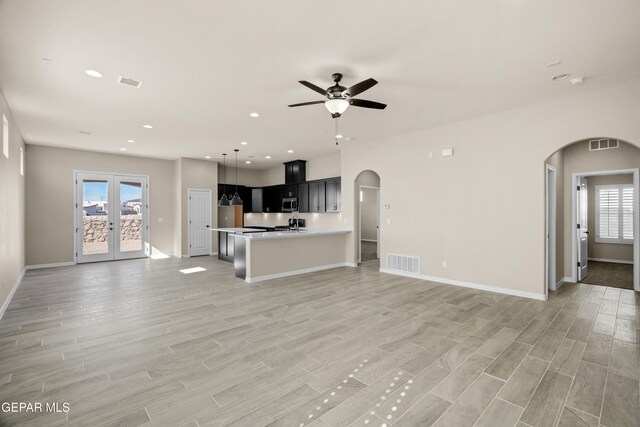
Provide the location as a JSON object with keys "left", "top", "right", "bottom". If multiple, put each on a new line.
{"left": 119, "top": 181, "right": 142, "bottom": 252}
{"left": 82, "top": 180, "right": 109, "bottom": 255}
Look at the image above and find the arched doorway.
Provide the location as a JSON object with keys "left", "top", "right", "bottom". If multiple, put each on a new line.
{"left": 545, "top": 137, "right": 640, "bottom": 294}
{"left": 354, "top": 170, "right": 381, "bottom": 264}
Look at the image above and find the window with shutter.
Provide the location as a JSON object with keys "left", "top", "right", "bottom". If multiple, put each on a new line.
{"left": 596, "top": 184, "right": 634, "bottom": 244}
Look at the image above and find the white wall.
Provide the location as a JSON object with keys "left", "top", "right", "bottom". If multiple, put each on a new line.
{"left": 0, "top": 89, "right": 25, "bottom": 315}
{"left": 341, "top": 80, "right": 640, "bottom": 298}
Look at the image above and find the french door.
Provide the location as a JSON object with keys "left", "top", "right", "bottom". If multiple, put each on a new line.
{"left": 75, "top": 172, "right": 149, "bottom": 263}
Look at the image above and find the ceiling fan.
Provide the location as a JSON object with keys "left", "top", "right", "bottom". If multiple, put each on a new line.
{"left": 288, "top": 73, "right": 387, "bottom": 118}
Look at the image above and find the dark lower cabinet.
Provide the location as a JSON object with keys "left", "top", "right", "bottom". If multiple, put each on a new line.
{"left": 298, "top": 183, "right": 309, "bottom": 213}
{"left": 325, "top": 178, "right": 341, "bottom": 212}
{"left": 251, "top": 188, "right": 263, "bottom": 213}
{"left": 218, "top": 231, "right": 235, "bottom": 263}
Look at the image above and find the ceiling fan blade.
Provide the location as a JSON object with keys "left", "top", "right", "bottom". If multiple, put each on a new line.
{"left": 288, "top": 100, "right": 326, "bottom": 107}
{"left": 344, "top": 78, "right": 378, "bottom": 97}
{"left": 298, "top": 81, "right": 327, "bottom": 96}
{"left": 349, "top": 99, "right": 387, "bottom": 110}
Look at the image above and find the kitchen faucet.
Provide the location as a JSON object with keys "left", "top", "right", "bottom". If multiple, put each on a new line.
{"left": 292, "top": 216, "right": 299, "bottom": 232}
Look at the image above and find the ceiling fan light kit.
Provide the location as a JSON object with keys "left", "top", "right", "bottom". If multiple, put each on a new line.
{"left": 289, "top": 72, "right": 387, "bottom": 118}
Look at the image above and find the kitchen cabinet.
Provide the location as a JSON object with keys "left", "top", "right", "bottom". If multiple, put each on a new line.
{"left": 297, "top": 183, "right": 309, "bottom": 213}
{"left": 283, "top": 184, "right": 297, "bottom": 198}
{"left": 325, "top": 178, "right": 341, "bottom": 212}
{"left": 263, "top": 186, "right": 283, "bottom": 213}
{"left": 309, "top": 181, "right": 326, "bottom": 212}
{"left": 284, "top": 160, "right": 307, "bottom": 184}
{"left": 251, "top": 188, "right": 263, "bottom": 213}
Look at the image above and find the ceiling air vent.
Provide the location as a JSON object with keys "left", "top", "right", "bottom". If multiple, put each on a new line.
{"left": 118, "top": 76, "right": 143, "bottom": 88}
{"left": 589, "top": 138, "right": 619, "bottom": 151}
{"left": 386, "top": 253, "right": 420, "bottom": 274}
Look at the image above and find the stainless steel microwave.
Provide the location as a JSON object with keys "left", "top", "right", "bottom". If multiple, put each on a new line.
{"left": 282, "top": 197, "right": 298, "bottom": 212}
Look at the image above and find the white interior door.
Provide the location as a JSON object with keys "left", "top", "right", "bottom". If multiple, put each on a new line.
{"left": 577, "top": 176, "right": 589, "bottom": 280}
{"left": 189, "top": 189, "right": 211, "bottom": 257}
{"left": 76, "top": 172, "right": 148, "bottom": 263}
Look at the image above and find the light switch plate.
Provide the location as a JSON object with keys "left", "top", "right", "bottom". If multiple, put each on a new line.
{"left": 442, "top": 148, "right": 453, "bottom": 157}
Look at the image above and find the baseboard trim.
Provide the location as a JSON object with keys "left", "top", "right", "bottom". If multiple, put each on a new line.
{"left": 210, "top": 251, "right": 219, "bottom": 256}
{"left": 26, "top": 262, "right": 76, "bottom": 270}
{"left": 0, "top": 268, "right": 25, "bottom": 320}
{"left": 246, "top": 262, "right": 355, "bottom": 283}
{"left": 361, "top": 239, "right": 378, "bottom": 243}
{"left": 379, "top": 268, "right": 547, "bottom": 301}
{"left": 588, "top": 257, "right": 633, "bottom": 265}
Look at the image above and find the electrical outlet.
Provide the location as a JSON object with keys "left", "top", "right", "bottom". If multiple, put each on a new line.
{"left": 428, "top": 152, "right": 433, "bottom": 158}
{"left": 442, "top": 261, "right": 447, "bottom": 268}
{"left": 158, "top": 217, "right": 164, "bottom": 223}
{"left": 386, "top": 219, "right": 391, "bottom": 225}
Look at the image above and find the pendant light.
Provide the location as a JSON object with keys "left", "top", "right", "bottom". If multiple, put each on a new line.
{"left": 218, "top": 153, "right": 230, "bottom": 207}
{"left": 230, "top": 149, "right": 243, "bottom": 205}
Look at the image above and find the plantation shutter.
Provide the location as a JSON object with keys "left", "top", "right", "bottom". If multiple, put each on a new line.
{"left": 596, "top": 184, "right": 634, "bottom": 243}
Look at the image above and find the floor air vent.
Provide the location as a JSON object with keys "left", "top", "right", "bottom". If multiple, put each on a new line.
{"left": 386, "top": 253, "right": 420, "bottom": 274}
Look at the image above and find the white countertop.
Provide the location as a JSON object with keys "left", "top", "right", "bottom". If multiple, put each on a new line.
{"left": 234, "top": 228, "right": 351, "bottom": 240}
{"left": 212, "top": 227, "right": 262, "bottom": 233}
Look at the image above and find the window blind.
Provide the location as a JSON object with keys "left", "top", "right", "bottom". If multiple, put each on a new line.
{"left": 596, "top": 184, "right": 634, "bottom": 244}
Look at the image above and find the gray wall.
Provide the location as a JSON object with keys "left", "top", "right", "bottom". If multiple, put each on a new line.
{"left": 25, "top": 145, "right": 177, "bottom": 264}
{"left": 561, "top": 140, "right": 640, "bottom": 277}
{"left": 0, "top": 89, "right": 26, "bottom": 314}
{"left": 361, "top": 189, "right": 379, "bottom": 241}
{"left": 341, "top": 80, "right": 640, "bottom": 298}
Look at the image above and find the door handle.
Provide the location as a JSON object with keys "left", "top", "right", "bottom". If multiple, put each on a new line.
{"left": 584, "top": 231, "right": 590, "bottom": 234}
{"left": 206, "top": 225, "right": 210, "bottom": 228}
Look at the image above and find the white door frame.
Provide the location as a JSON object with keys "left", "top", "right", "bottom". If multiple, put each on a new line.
{"left": 187, "top": 188, "right": 212, "bottom": 257}
{"left": 358, "top": 185, "right": 380, "bottom": 263}
{"left": 571, "top": 168, "right": 640, "bottom": 291}
{"left": 545, "top": 164, "right": 556, "bottom": 296}
{"left": 73, "top": 170, "right": 150, "bottom": 263}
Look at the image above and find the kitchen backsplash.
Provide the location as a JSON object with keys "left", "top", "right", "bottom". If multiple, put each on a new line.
{"left": 244, "top": 212, "right": 344, "bottom": 228}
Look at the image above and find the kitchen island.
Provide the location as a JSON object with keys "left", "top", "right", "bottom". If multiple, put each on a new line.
{"left": 212, "top": 228, "right": 352, "bottom": 283}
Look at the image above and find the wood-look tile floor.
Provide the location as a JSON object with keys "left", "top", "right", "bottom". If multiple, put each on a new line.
{"left": 0, "top": 257, "right": 638, "bottom": 426}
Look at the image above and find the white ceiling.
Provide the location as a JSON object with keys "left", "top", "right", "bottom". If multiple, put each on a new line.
{"left": 1, "top": 0, "right": 639, "bottom": 168}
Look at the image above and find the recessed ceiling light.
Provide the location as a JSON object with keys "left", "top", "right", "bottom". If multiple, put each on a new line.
{"left": 287, "top": 150, "right": 293, "bottom": 153}
{"left": 142, "top": 124, "right": 153, "bottom": 129}
{"left": 570, "top": 77, "right": 585, "bottom": 85}
{"left": 205, "top": 156, "right": 211, "bottom": 159}
{"left": 265, "top": 155, "right": 272, "bottom": 159}
{"left": 335, "top": 134, "right": 343, "bottom": 139}
{"left": 85, "top": 70, "right": 103, "bottom": 78}
{"left": 119, "top": 148, "right": 127, "bottom": 151}
{"left": 241, "top": 141, "right": 248, "bottom": 145}
{"left": 127, "top": 139, "right": 135, "bottom": 143}
{"left": 249, "top": 112, "right": 260, "bottom": 118}
{"left": 552, "top": 73, "right": 570, "bottom": 81}
{"left": 245, "top": 161, "right": 251, "bottom": 164}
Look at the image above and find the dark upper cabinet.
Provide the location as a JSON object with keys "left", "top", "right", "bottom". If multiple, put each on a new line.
{"left": 283, "top": 184, "right": 297, "bottom": 198}
{"left": 309, "top": 181, "right": 326, "bottom": 212}
{"left": 241, "top": 186, "right": 252, "bottom": 213}
{"left": 251, "top": 188, "right": 263, "bottom": 213}
{"left": 298, "top": 183, "right": 309, "bottom": 213}
{"left": 284, "top": 160, "right": 307, "bottom": 184}
{"left": 325, "top": 178, "right": 341, "bottom": 212}
{"left": 264, "top": 186, "right": 283, "bottom": 213}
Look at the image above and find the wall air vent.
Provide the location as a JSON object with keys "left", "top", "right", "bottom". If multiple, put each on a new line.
{"left": 386, "top": 253, "right": 420, "bottom": 274}
{"left": 589, "top": 138, "right": 619, "bottom": 151}
{"left": 118, "top": 76, "right": 143, "bottom": 88}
